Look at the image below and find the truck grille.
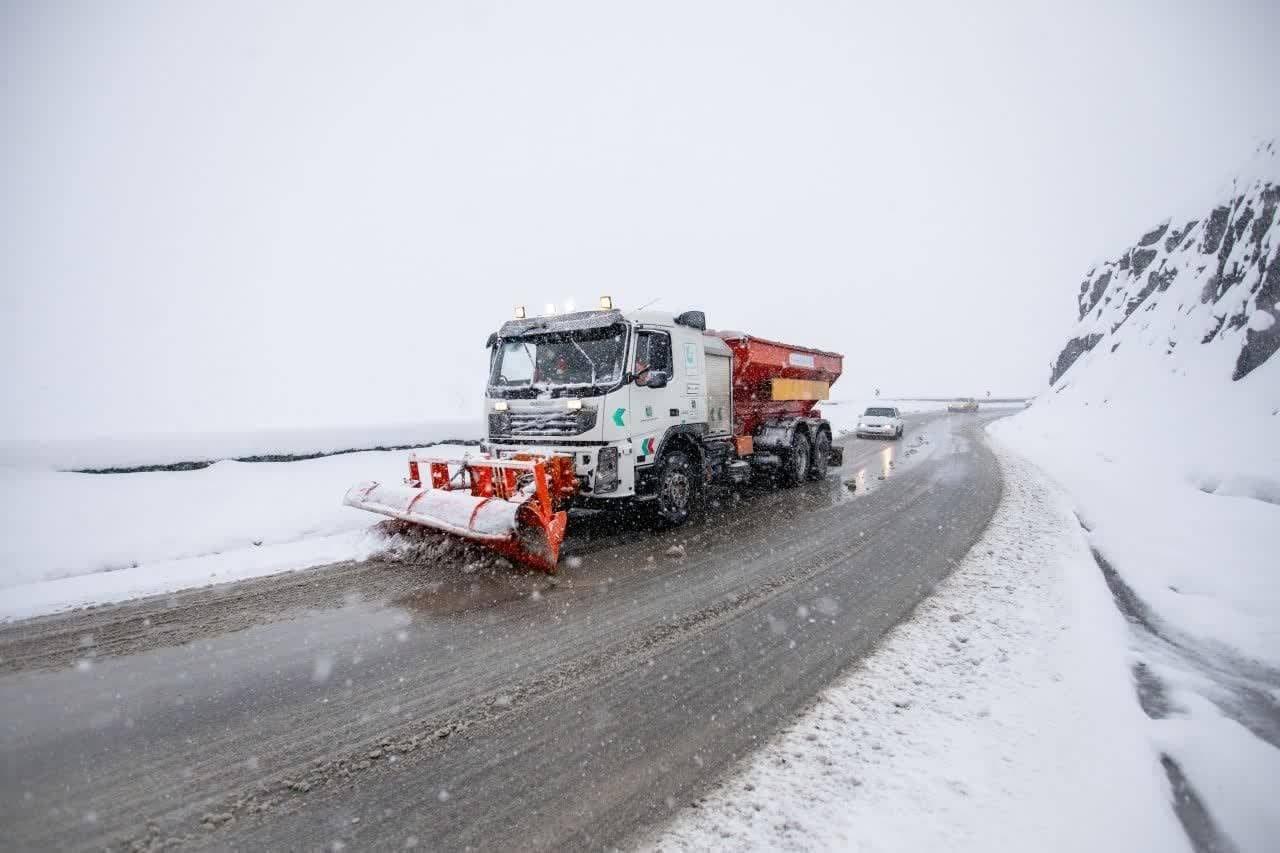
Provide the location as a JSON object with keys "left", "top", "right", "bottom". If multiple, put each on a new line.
{"left": 489, "top": 408, "right": 597, "bottom": 437}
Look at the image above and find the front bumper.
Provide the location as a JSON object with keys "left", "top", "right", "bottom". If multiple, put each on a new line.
{"left": 482, "top": 440, "right": 632, "bottom": 497}
{"left": 856, "top": 424, "right": 898, "bottom": 437}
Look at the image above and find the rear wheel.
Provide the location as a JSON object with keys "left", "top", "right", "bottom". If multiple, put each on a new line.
{"left": 653, "top": 450, "right": 698, "bottom": 527}
{"left": 808, "top": 430, "right": 831, "bottom": 480}
{"left": 781, "top": 432, "right": 811, "bottom": 486}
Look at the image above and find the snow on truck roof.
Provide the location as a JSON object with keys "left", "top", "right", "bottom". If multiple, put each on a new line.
{"left": 498, "top": 309, "right": 625, "bottom": 338}
{"left": 499, "top": 308, "right": 692, "bottom": 335}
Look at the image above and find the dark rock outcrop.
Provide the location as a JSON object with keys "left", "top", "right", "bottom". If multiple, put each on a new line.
{"left": 1234, "top": 253, "right": 1280, "bottom": 380}
{"left": 1050, "top": 334, "right": 1103, "bottom": 386}
{"left": 1131, "top": 248, "right": 1158, "bottom": 277}
{"left": 1139, "top": 222, "right": 1169, "bottom": 247}
{"left": 1202, "top": 205, "right": 1231, "bottom": 256}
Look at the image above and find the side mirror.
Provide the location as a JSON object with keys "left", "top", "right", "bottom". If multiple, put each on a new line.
{"left": 644, "top": 371, "right": 669, "bottom": 389}
{"left": 485, "top": 333, "right": 498, "bottom": 349}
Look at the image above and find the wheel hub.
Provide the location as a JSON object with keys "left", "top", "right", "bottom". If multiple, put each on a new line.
{"left": 663, "top": 471, "right": 691, "bottom": 510}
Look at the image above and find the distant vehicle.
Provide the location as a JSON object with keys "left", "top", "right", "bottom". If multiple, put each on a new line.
{"left": 948, "top": 398, "right": 980, "bottom": 413}
{"left": 856, "top": 406, "right": 903, "bottom": 439}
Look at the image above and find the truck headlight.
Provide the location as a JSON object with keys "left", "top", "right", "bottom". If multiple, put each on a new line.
{"left": 594, "top": 446, "right": 620, "bottom": 494}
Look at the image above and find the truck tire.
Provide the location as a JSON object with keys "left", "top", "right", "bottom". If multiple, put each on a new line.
{"left": 653, "top": 450, "right": 698, "bottom": 527}
{"left": 808, "top": 430, "right": 831, "bottom": 480}
{"left": 781, "top": 432, "right": 810, "bottom": 487}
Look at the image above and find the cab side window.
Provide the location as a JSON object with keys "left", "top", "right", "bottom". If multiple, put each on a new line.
{"left": 634, "top": 330, "right": 672, "bottom": 378}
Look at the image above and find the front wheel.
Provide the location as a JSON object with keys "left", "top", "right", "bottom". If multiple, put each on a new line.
{"left": 653, "top": 450, "right": 698, "bottom": 527}
{"left": 780, "top": 432, "right": 811, "bottom": 487}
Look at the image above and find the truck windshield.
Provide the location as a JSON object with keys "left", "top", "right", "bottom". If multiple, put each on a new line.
{"left": 489, "top": 324, "right": 627, "bottom": 396}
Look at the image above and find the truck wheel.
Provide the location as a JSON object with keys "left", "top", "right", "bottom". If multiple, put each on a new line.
{"left": 808, "top": 431, "right": 831, "bottom": 480}
{"left": 781, "top": 432, "right": 810, "bottom": 487}
{"left": 654, "top": 450, "right": 698, "bottom": 527}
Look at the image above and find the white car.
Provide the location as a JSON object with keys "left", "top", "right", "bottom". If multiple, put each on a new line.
{"left": 856, "top": 406, "right": 904, "bottom": 439}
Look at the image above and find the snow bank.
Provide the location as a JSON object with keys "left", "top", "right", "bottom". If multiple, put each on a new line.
{"left": 0, "top": 418, "right": 480, "bottom": 471}
{"left": 0, "top": 443, "right": 474, "bottom": 621}
{"left": 996, "top": 357, "right": 1280, "bottom": 664}
{"left": 644, "top": 447, "right": 1187, "bottom": 852}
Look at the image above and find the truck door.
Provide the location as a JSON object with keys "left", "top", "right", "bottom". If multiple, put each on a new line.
{"left": 631, "top": 328, "right": 680, "bottom": 466}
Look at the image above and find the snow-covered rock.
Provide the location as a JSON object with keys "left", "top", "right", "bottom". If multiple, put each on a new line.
{"left": 1055, "top": 139, "right": 1280, "bottom": 386}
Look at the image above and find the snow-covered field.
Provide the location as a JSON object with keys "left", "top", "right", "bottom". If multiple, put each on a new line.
{"left": 0, "top": 442, "right": 474, "bottom": 622}
{"left": 646, "top": 444, "right": 1188, "bottom": 852}
{"left": 0, "top": 418, "right": 479, "bottom": 471}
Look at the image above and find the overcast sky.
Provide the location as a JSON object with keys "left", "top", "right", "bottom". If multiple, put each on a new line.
{"left": 3, "top": 0, "right": 1278, "bottom": 440}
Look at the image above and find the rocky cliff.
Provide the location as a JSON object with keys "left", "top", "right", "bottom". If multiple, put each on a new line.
{"left": 1051, "top": 141, "right": 1279, "bottom": 387}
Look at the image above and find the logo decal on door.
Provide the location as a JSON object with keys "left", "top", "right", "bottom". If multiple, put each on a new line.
{"left": 641, "top": 437, "right": 657, "bottom": 455}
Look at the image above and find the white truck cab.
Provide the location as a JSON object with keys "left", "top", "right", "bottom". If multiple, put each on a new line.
{"left": 484, "top": 308, "right": 728, "bottom": 508}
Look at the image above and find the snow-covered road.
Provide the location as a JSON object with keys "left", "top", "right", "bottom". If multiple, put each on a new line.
{"left": 2, "top": 411, "right": 1266, "bottom": 851}
{"left": 0, "top": 413, "right": 1001, "bottom": 851}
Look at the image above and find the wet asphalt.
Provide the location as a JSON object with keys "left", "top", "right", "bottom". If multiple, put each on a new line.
{"left": 0, "top": 412, "right": 1004, "bottom": 851}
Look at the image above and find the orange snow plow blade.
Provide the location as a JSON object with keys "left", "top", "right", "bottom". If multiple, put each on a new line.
{"left": 344, "top": 453, "right": 577, "bottom": 572}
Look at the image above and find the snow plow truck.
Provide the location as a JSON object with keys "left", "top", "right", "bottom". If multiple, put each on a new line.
{"left": 344, "top": 299, "right": 843, "bottom": 572}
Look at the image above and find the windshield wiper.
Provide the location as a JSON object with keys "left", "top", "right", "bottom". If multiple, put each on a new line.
{"left": 569, "top": 339, "right": 599, "bottom": 386}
